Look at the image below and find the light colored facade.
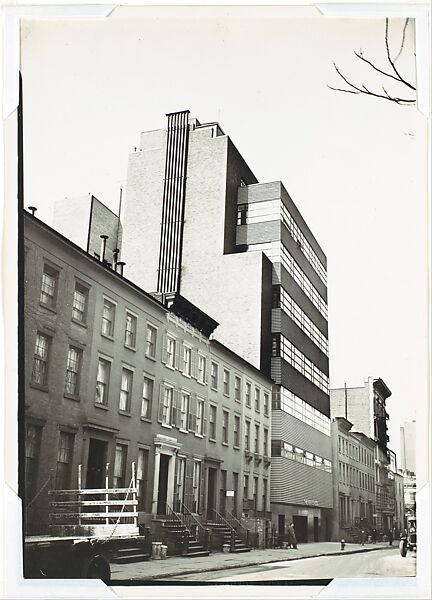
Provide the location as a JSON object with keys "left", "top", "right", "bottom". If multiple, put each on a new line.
{"left": 330, "top": 418, "right": 376, "bottom": 541}
{"left": 118, "top": 112, "right": 332, "bottom": 542}
{"left": 400, "top": 421, "right": 416, "bottom": 474}
{"left": 330, "top": 378, "right": 396, "bottom": 533}
{"left": 393, "top": 470, "right": 406, "bottom": 533}
{"left": 23, "top": 212, "right": 271, "bottom": 539}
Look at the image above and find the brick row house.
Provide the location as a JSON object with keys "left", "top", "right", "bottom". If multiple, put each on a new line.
{"left": 23, "top": 212, "right": 271, "bottom": 547}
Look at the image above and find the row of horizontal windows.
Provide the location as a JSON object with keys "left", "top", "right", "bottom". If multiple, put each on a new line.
{"left": 272, "top": 386, "right": 331, "bottom": 436}
{"left": 272, "top": 334, "right": 329, "bottom": 394}
{"left": 271, "top": 440, "right": 332, "bottom": 472}
{"left": 237, "top": 200, "right": 327, "bottom": 285}
{"left": 247, "top": 242, "right": 327, "bottom": 318}
{"left": 338, "top": 461, "right": 375, "bottom": 492}
{"left": 273, "top": 286, "right": 328, "bottom": 355}
{"left": 338, "top": 436, "right": 374, "bottom": 468}
{"left": 210, "top": 362, "right": 269, "bottom": 415}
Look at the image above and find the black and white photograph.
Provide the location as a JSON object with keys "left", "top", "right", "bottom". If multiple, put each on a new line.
{"left": 1, "top": 3, "right": 430, "bottom": 598}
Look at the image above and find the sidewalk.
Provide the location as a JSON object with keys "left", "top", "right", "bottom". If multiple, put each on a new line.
{"left": 111, "top": 541, "right": 392, "bottom": 581}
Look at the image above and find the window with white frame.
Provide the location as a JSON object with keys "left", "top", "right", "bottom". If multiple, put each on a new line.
{"left": 166, "top": 336, "right": 176, "bottom": 368}
{"left": 40, "top": 264, "right": 58, "bottom": 308}
{"left": 72, "top": 282, "right": 88, "bottom": 323}
{"left": 124, "top": 312, "right": 137, "bottom": 348}
{"left": 245, "top": 420, "right": 251, "bottom": 450}
{"left": 183, "top": 345, "right": 192, "bottom": 376}
{"left": 161, "top": 386, "right": 173, "bottom": 426}
{"left": 263, "top": 428, "right": 269, "bottom": 456}
{"left": 32, "top": 333, "right": 50, "bottom": 386}
{"left": 180, "top": 392, "right": 189, "bottom": 430}
{"left": 95, "top": 358, "right": 110, "bottom": 405}
{"left": 234, "top": 376, "right": 241, "bottom": 401}
{"left": 196, "top": 398, "right": 204, "bottom": 435}
{"left": 119, "top": 368, "right": 133, "bottom": 412}
{"left": 141, "top": 376, "right": 153, "bottom": 419}
{"left": 197, "top": 355, "right": 206, "bottom": 384}
{"left": 254, "top": 424, "right": 260, "bottom": 453}
{"left": 65, "top": 346, "right": 82, "bottom": 396}
{"left": 222, "top": 411, "right": 229, "bottom": 444}
{"left": 254, "top": 388, "right": 260, "bottom": 412}
{"left": 192, "top": 461, "right": 201, "bottom": 513}
{"left": 136, "top": 448, "right": 149, "bottom": 510}
{"left": 245, "top": 382, "right": 251, "bottom": 407}
{"left": 234, "top": 415, "right": 240, "bottom": 447}
{"left": 101, "top": 299, "right": 115, "bottom": 337}
{"left": 113, "top": 444, "right": 127, "bottom": 488}
{"left": 145, "top": 324, "right": 157, "bottom": 358}
{"left": 209, "top": 405, "right": 216, "bottom": 440}
{"left": 223, "top": 369, "right": 230, "bottom": 395}
{"left": 263, "top": 392, "right": 269, "bottom": 416}
{"left": 210, "top": 362, "right": 218, "bottom": 389}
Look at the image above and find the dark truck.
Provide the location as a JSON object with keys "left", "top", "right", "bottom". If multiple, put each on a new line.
{"left": 24, "top": 467, "right": 145, "bottom": 582}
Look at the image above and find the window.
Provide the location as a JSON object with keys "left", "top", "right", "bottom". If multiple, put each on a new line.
{"left": 263, "top": 393, "right": 269, "bottom": 416}
{"left": 237, "top": 204, "right": 247, "bottom": 225}
{"left": 160, "top": 386, "right": 173, "bottom": 426}
{"left": 32, "top": 333, "right": 50, "bottom": 386}
{"left": 254, "top": 424, "right": 260, "bottom": 453}
{"left": 124, "top": 313, "right": 137, "bottom": 348}
{"left": 263, "top": 428, "right": 269, "bottom": 456}
{"left": 95, "top": 358, "right": 110, "bottom": 405}
{"left": 25, "top": 424, "right": 41, "bottom": 498}
{"left": 209, "top": 405, "right": 217, "bottom": 440}
{"left": 119, "top": 368, "right": 133, "bottom": 412}
{"left": 65, "top": 346, "right": 82, "bottom": 396}
{"left": 210, "top": 362, "right": 218, "bottom": 389}
{"left": 223, "top": 369, "right": 230, "bottom": 395}
{"left": 166, "top": 336, "right": 176, "bottom": 368}
{"left": 141, "top": 376, "right": 153, "bottom": 419}
{"left": 101, "top": 299, "right": 115, "bottom": 337}
{"left": 55, "top": 431, "right": 74, "bottom": 489}
{"left": 145, "top": 324, "right": 157, "bottom": 358}
{"left": 234, "top": 415, "right": 240, "bottom": 447}
{"left": 262, "top": 478, "right": 268, "bottom": 513}
{"left": 40, "top": 264, "right": 58, "bottom": 308}
{"left": 245, "top": 382, "right": 251, "bottom": 407}
{"left": 192, "top": 461, "right": 201, "bottom": 513}
{"left": 183, "top": 346, "right": 192, "bottom": 376}
{"left": 72, "top": 282, "right": 88, "bottom": 323}
{"left": 197, "top": 355, "right": 206, "bottom": 384}
{"left": 254, "top": 388, "right": 260, "bottom": 412}
{"left": 243, "top": 474, "right": 249, "bottom": 500}
{"left": 245, "top": 420, "right": 251, "bottom": 451}
{"left": 196, "top": 399, "right": 204, "bottom": 435}
{"left": 179, "top": 393, "right": 189, "bottom": 430}
{"left": 234, "top": 376, "right": 241, "bottom": 402}
{"left": 253, "top": 477, "right": 259, "bottom": 510}
{"left": 222, "top": 411, "right": 229, "bottom": 444}
{"left": 137, "top": 448, "right": 149, "bottom": 510}
{"left": 113, "top": 444, "right": 127, "bottom": 488}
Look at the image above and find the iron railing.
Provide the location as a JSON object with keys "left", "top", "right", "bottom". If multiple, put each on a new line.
{"left": 224, "top": 509, "right": 251, "bottom": 547}
{"left": 176, "top": 501, "right": 210, "bottom": 550}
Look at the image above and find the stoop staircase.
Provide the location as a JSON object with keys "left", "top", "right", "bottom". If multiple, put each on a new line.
{"left": 206, "top": 509, "right": 252, "bottom": 553}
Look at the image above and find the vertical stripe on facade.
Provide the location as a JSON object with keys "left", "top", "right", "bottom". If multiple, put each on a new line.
{"left": 157, "top": 110, "right": 190, "bottom": 294}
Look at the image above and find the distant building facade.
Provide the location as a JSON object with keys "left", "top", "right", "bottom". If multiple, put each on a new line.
{"left": 330, "top": 417, "right": 376, "bottom": 541}
{"left": 400, "top": 421, "right": 416, "bottom": 474}
{"left": 23, "top": 212, "right": 271, "bottom": 541}
{"left": 330, "top": 378, "right": 396, "bottom": 532}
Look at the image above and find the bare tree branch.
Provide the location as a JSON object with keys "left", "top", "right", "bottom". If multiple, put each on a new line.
{"left": 385, "top": 18, "right": 416, "bottom": 90}
{"left": 353, "top": 50, "right": 409, "bottom": 86}
{"left": 394, "top": 18, "right": 409, "bottom": 62}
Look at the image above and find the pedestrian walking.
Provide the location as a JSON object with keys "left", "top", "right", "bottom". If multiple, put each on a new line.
{"left": 361, "top": 529, "right": 366, "bottom": 546}
{"left": 287, "top": 522, "right": 298, "bottom": 549}
{"left": 388, "top": 529, "right": 393, "bottom": 546}
{"left": 371, "top": 528, "right": 377, "bottom": 544}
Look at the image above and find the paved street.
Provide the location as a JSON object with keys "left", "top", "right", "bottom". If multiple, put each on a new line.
{"left": 111, "top": 542, "right": 398, "bottom": 582}
{"left": 163, "top": 547, "right": 415, "bottom": 582}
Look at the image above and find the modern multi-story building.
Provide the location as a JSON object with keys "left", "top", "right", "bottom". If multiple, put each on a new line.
{"left": 113, "top": 111, "right": 332, "bottom": 542}
{"left": 23, "top": 210, "right": 271, "bottom": 544}
{"left": 400, "top": 421, "right": 416, "bottom": 474}
{"left": 330, "top": 377, "right": 396, "bottom": 532}
{"left": 330, "top": 417, "right": 376, "bottom": 541}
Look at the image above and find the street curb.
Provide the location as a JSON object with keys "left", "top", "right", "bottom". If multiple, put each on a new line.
{"left": 113, "top": 545, "right": 392, "bottom": 581}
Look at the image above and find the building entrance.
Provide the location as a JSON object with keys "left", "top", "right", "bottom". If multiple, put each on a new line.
{"left": 86, "top": 438, "right": 107, "bottom": 488}
{"left": 313, "top": 516, "right": 319, "bottom": 542}
{"left": 293, "top": 515, "right": 308, "bottom": 543}
{"left": 157, "top": 454, "right": 170, "bottom": 515}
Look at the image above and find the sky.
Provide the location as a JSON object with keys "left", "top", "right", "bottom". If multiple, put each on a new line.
{"left": 20, "top": 6, "right": 428, "bottom": 462}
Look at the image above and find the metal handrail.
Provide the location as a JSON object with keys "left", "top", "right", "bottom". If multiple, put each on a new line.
{"left": 176, "top": 501, "right": 209, "bottom": 545}
{"left": 207, "top": 507, "right": 236, "bottom": 532}
{"left": 224, "top": 509, "right": 250, "bottom": 546}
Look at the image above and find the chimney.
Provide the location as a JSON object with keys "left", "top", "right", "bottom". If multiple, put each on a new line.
{"left": 28, "top": 206, "right": 37, "bottom": 216}
{"left": 100, "top": 235, "right": 108, "bottom": 263}
{"left": 117, "top": 261, "right": 125, "bottom": 276}
{"left": 112, "top": 248, "right": 120, "bottom": 270}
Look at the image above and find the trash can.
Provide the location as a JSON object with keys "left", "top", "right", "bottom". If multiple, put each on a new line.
{"left": 151, "top": 541, "right": 162, "bottom": 560}
{"left": 160, "top": 544, "right": 168, "bottom": 560}
{"left": 368, "top": 535, "right": 372, "bottom": 543}
{"left": 222, "top": 543, "right": 230, "bottom": 553}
